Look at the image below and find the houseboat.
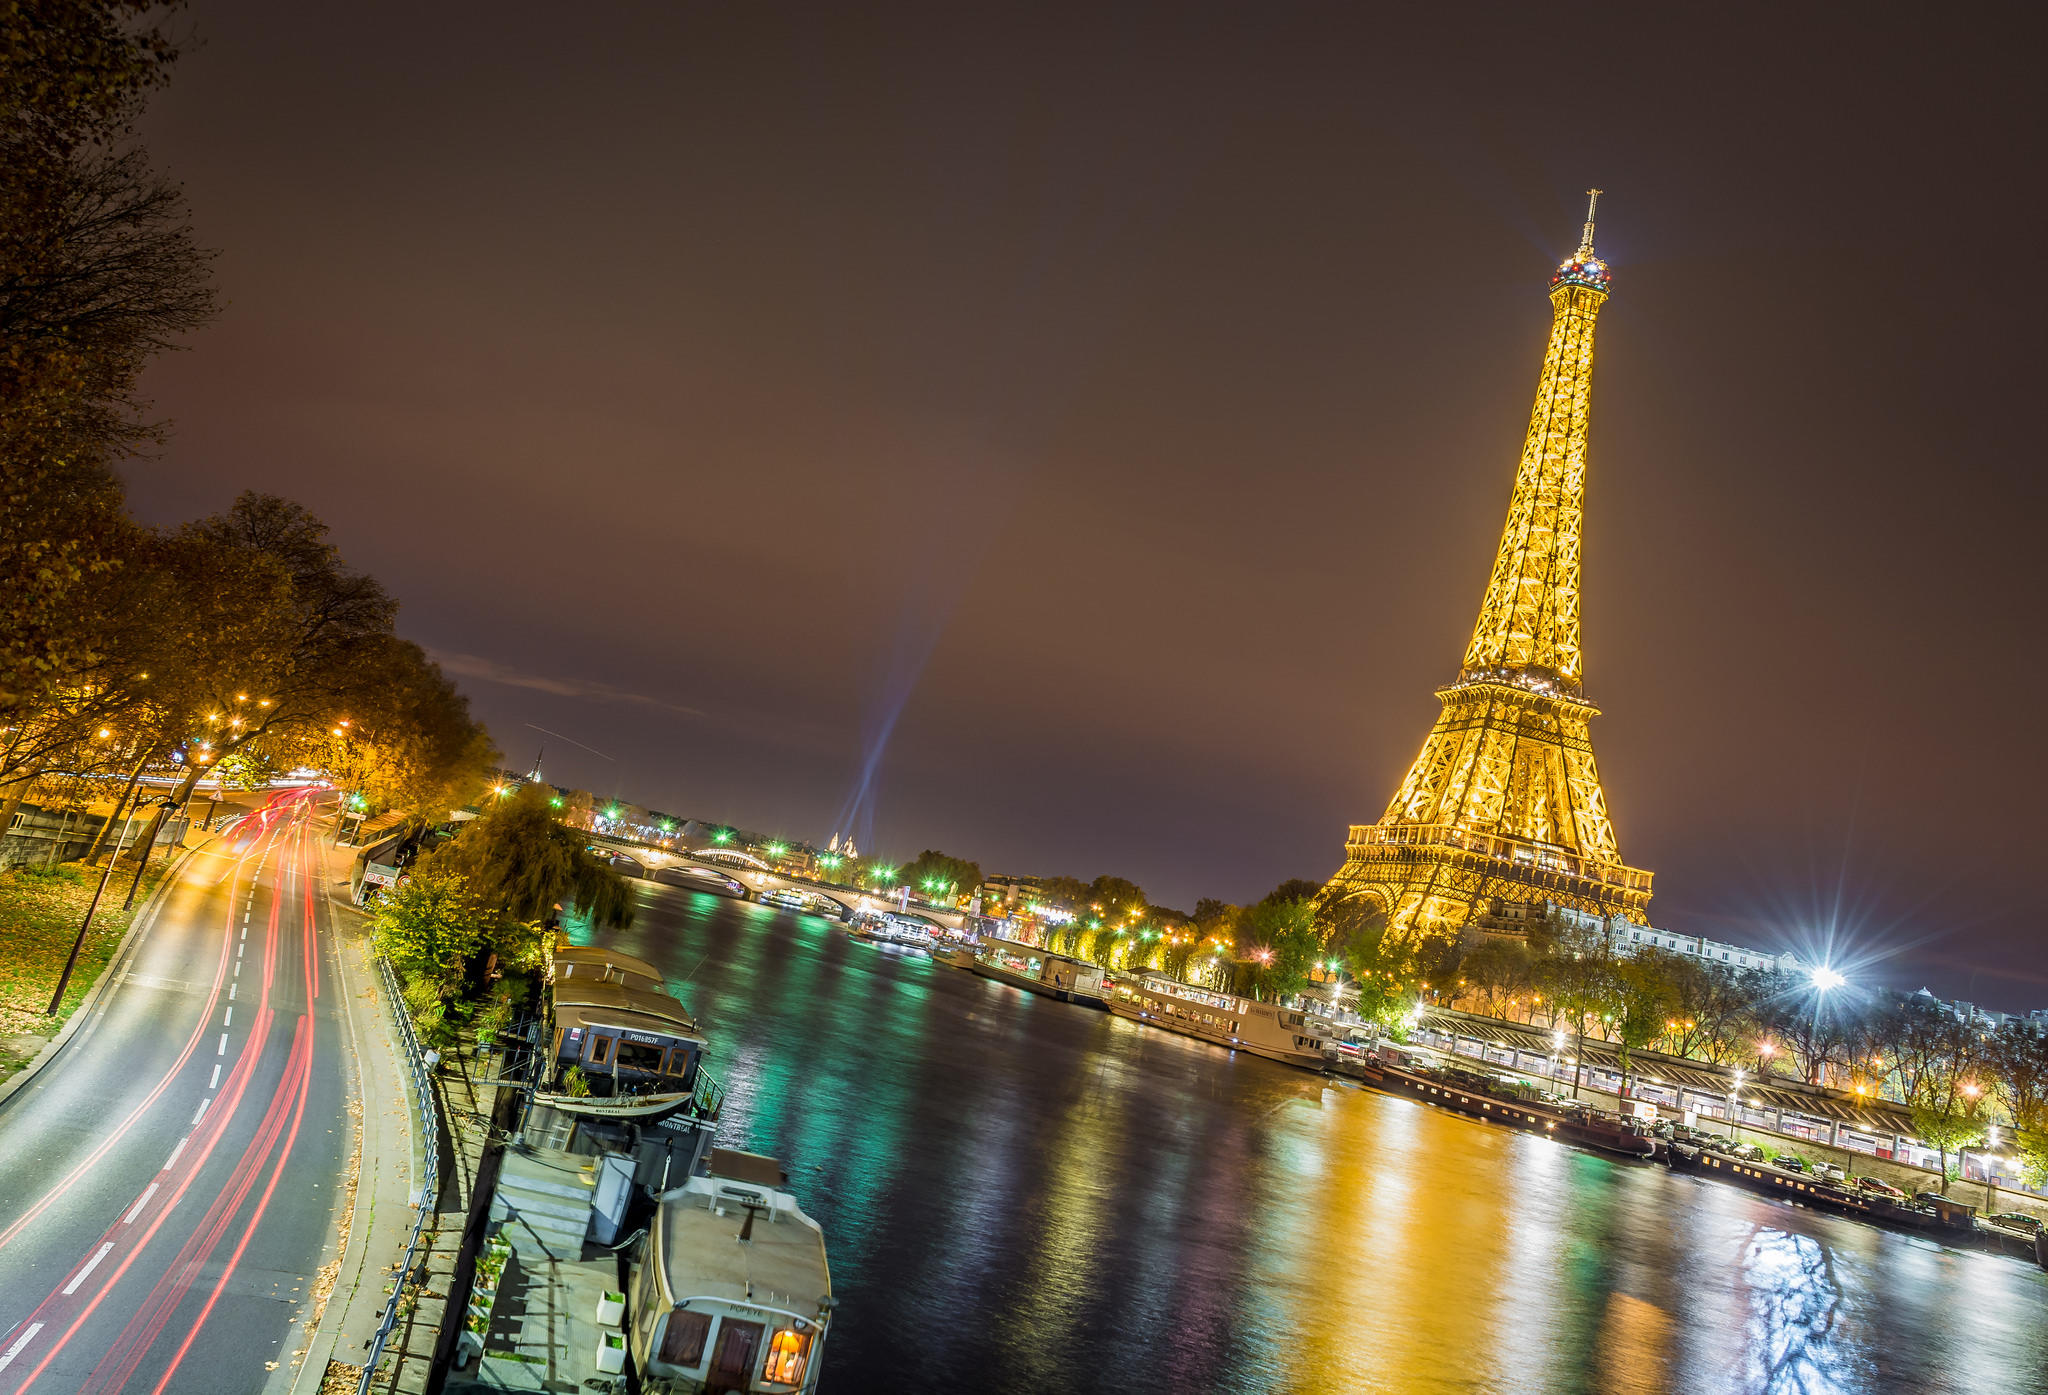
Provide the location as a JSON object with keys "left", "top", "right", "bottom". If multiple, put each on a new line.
{"left": 1106, "top": 973, "right": 1331, "bottom": 1067}
{"left": 967, "top": 937, "right": 1109, "bottom": 1007}
{"left": 629, "top": 1149, "right": 834, "bottom": 1394}
{"left": 536, "top": 941, "right": 724, "bottom": 1125}
{"left": 1337, "top": 1048, "right": 1657, "bottom": 1158}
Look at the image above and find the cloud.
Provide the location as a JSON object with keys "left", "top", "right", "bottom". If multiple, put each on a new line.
{"left": 429, "top": 650, "right": 703, "bottom": 718}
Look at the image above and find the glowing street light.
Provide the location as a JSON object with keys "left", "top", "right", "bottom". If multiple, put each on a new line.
{"left": 1810, "top": 965, "right": 1846, "bottom": 993}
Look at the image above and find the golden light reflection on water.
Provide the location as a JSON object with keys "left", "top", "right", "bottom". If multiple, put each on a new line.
{"left": 601, "top": 893, "right": 2048, "bottom": 1395}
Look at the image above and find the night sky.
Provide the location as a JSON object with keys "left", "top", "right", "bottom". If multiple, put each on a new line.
{"left": 126, "top": 5, "right": 2046, "bottom": 1006}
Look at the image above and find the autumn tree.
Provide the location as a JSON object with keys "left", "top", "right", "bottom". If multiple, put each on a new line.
{"left": 1984, "top": 1022, "right": 2048, "bottom": 1189}
{"left": 1, "top": 0, "right": 214, "bottom": 714}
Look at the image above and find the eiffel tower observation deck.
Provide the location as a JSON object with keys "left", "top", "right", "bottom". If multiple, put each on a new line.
{"left": 1324, "top": 192, "right": 1654, "bottom": 944}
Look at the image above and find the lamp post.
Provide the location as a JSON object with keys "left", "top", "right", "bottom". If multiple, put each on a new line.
{"left": 1730, "top": 1068, "right": 1746, "bottom": 1145}
{"left": 47, "top": 791, "right": 160, "bottom": 1014}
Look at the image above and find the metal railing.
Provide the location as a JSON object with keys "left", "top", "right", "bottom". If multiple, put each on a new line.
{"left": 358, "top": 957, "right": 442, "bottom": 1395}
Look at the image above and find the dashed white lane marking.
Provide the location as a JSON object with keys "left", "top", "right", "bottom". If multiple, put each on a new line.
{"left": 240, "top": 928, "right": 246, "bottom": 942}
{"left": 162, "top": 1138, "right": 187, "bottom": 1172}
{"left": 0, "top": 1322, "right": 45, "bottom": 1372}
{"left": 234, "top": 961, "right": 241, "bottom": 978}
{"left": 62, "top": 1243, "right": 114, "bottom": 1295}
{"left": 192, "top": 1097, "right": 210, "bottom": 1127}
{"left": 216, "top": 1033, "right": 228, "bottom": 1056}
{"left": 229, "top": 983, "right": 236, "bottom": 1001}
{"left": 123, "top": 1182, "right": 158, "bottom": 1224}
{"left": 209, "top": 1063, "right": 222, "bottom": 1089}
{"left": 222, "top": 1007, "right": 232, "bottom": 1027}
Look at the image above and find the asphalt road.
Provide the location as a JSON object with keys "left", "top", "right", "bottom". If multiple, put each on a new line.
{"left": 0, "top": 789, "right": 356, "bottom": 1395}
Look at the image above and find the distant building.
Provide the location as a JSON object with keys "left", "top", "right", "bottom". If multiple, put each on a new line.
{"left": 1475, "top": 898, "right": 1796, "bottom": 974}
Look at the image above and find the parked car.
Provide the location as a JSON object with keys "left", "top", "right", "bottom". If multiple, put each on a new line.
{"left": 1854, "top": 1176, "right": 1907, "bottom": 1199}
{"left": 1811, "top": 1162, "right": 1846, "bottom": 1184}
{"left": 1984, "top": 1211, "right": 2043, "bottom": 1235}
{"left": 1778, "top": 1155, "right": 1807, "bottom": 1174}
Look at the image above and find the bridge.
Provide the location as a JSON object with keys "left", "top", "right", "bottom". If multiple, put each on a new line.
{"left": 579, "top": 834, "right": 974, "bottom": 933}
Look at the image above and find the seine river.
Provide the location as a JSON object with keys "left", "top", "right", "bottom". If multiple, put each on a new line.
{"left": 576, "top": 881, "right": 2048, "bottom": 1395}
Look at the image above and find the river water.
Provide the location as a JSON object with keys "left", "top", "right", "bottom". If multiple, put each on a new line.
{"left": 575, "top": 881, "right": 2048, "bottom": 1395}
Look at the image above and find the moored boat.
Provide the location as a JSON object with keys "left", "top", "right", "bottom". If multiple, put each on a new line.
{"left": 967, "top": 937, "right": 1109, "bottom": 1006}
{"left": 535, "top": 940, "right": 725, "bottom": 1129}
{"left": 629, "top": 1149, "right": 834, "bottom": 1394}
{"left": 1106, "top": 973, "right": 1331, "bottom": 1067}
{"left": 1339, "top": 1049, "right": 1657, "bottom": 1158}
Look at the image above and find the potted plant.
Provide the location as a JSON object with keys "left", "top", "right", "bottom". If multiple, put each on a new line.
{"left": 595, "top": 1290, "right": 625, "bottom": 1326}
{"left": 596, "top": 1331, "right": 626, "bottom": 1374}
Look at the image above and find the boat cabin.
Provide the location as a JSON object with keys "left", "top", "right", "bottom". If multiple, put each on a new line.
{"left": 978, "top": 938, "right": 1106, "bottom": 998}
{"left": 552, "top": 977, "right": 706, "bottom": 1098}
{"left": 552, "top": 944, "right": 669, "bottom": 994}
{"left": 630, "top": 1149, "right": 834, "bottom": 1394}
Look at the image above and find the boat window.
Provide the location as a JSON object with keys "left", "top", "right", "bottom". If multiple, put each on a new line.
{"left": 615, "top": 1041, "right": 664, "bottom": 1073}
{"left": 659, "top": 1308, "right": 711, "bottom": 1367}
{"left": 589, "top": 1036, "right": 613, "bottom": 1066}
{"left": 712, "top": 1318, "right": 764, "bottom": 1383}
{"left": 665, "top": 1047, "right": 695, "bottom": 1077}
{"left": 763, "top": 1327, "right": 811, "bottom": 1384}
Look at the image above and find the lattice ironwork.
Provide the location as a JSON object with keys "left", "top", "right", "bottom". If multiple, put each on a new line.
{"left": 1324, "top": 194, "right": 1653, "bottom": 944}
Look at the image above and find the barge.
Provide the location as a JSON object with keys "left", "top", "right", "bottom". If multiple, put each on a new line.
{"left": 966, "top": 937, "right": 1110, "bottom": 1007}
{"left": 1107, "top": 973, "right": 1332, "bottom": 1067}
{"left": 1335, "top": 1047, "right": 1656, "bottom": 1158}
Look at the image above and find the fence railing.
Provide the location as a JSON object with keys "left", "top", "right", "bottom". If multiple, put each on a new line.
{"left": 358, "top": 957, "right": 442, "bottom": 1395}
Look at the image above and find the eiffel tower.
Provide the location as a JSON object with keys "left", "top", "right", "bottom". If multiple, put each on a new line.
{"left": 1323, "top": 192, "right": 1653, "bottom": 944}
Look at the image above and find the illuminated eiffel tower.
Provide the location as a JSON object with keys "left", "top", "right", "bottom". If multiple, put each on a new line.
{"left": 1323, "top": 192, "right": 1653, "bottom": 944}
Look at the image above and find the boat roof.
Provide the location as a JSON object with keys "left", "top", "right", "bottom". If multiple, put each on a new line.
{"left": 554, "top": 979, "right": 700, "bottom": 1036}
{"left": 655, "top": 1162, "right": 831, "bottom": 1321}
{"left": 552, "top": 942, "right": 663, "bottom": 975}
{"left": 982, "top": 935, "right": 1092, "bottom": 967}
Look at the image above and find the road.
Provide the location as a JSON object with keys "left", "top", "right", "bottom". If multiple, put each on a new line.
{"left": 0, "top": 789, "right": 359, "bottom": 1395}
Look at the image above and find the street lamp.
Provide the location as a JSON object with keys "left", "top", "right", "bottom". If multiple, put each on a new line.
{"left": 1810, "top": 965, "right": 1846, "bottom": 993}
{"left": 1731, "top": 1067, "right": 1746, "bottom": 1144}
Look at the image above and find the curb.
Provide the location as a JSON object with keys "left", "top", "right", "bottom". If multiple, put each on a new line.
{"left": 0, "top": 836, "right": 207, "bottom": 1114}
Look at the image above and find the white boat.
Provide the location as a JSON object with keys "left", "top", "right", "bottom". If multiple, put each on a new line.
{"left": 967, "top": 937, "right": 1109, "bottom": 1007}
{"left": 629, "top": 1149, "right": 834, "bottom": 1394}
{"left": 1106, "top": 973, "right": 1333, "bottom": 1067}
{"left": 848, "top": 913, "right": 937, "bottom": 952}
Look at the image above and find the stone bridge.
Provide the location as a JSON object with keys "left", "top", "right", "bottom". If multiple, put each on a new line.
{"left": 580, "top": 834, "right": 972, "bottom": 932}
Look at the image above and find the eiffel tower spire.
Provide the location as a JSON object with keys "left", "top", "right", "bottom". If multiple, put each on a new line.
{"left": 1322, "top": 195, "right": 1651, "bottom": 944}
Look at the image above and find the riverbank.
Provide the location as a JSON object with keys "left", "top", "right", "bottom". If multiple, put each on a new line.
{"left": 0, "top": 855, "right": 176, "bottom": 1087}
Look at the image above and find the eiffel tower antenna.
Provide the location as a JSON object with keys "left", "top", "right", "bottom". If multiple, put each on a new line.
{"left": 1322, "top": 199, "right": 1649, "bottom": 945}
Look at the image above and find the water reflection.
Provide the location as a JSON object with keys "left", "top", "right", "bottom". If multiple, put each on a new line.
{"left": 581, "top": 884, "right": 2048, "bottom": 1394}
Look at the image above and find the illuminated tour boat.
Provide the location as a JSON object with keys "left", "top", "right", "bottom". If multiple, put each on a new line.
{"left": 629, "top": 1149, "right": 835, "bottom": 1394}
{"left": 966, "top": 936, "right": 1110, "bottom": 1006}
{"left": 1107, "top": 973, "right": 1333, "bottom": 1067}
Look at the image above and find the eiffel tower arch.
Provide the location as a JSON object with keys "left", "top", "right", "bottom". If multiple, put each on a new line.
{"left": 1324, "top": 193, "right": 1653, "bottom": 947}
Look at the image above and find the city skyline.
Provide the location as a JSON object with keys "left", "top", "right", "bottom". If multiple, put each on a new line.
{"left": 122, "top": 4, "right": 2047, "bottom": 1007}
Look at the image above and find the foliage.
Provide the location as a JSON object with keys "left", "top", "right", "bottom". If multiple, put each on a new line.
{"left": 901, "top": 850, "right": 980, "bottom": 901}
{"left": 1605, "top": 953, "right": 1680, "bottom": 1093}
{"left": 429, "top": 783, "right": 631, "bottom": 928}
{"left": 370, "top": 871, "right": 492, "bottom": 988}
{"left": 1085, "top": 876, "right": 1147, "bottom": 921}
{"left": 1236, "top": 891, "right": 1320, "bottom": 1001}
{"left": 0, "top": 0, "right": 213, "bottom": 716}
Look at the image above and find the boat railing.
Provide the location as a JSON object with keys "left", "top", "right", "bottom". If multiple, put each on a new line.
{"left": 358, "top": 956, "right": 442, "bottom": 1395}
{"left": 694, "top": 1064, "right": 727, "bottom": 1121}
